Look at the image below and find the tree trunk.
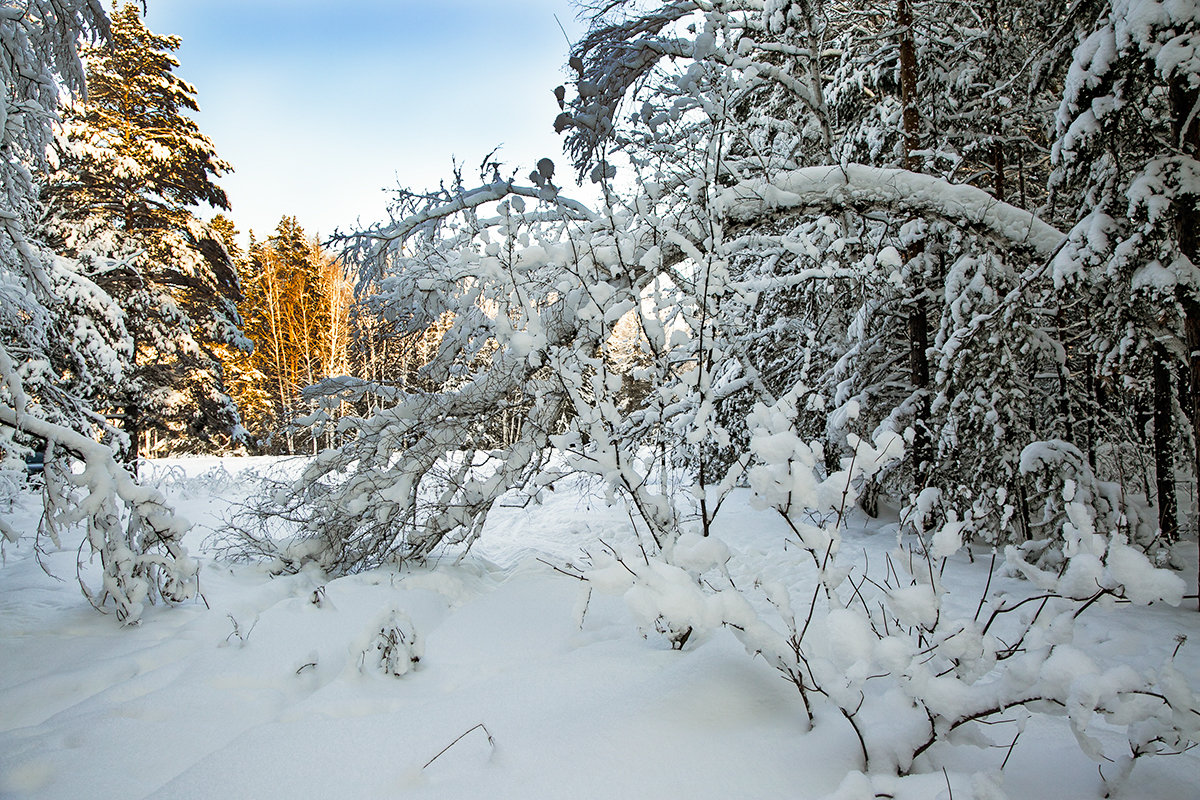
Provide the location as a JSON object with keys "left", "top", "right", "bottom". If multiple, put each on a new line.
{"left": 1056, "top": 311, "right": 1075, "bottom": 442}
{"left": 897, "top": 0, "right": 931, "bottom": 486}
{"left": 908, "top": 294, "right": 932, "bottom": 482}
{"left": 122, "top": 401, "right": 141, "bottom": 472}
{"left": 859, "top": 480, "right": 881, "bottom": 518}
{"left": 1084, "top": 359, "right": 1097, "bottom": 471}
{"left": 1153, "top": 342, "right": 1178, "bottom": 543}
{"left": 897, "top": 0, "right": 920, "bottom": 171}
{"left": 1136, "top": 398, "right": 1154, "bottom": 498}
{"left": 1169, "top": 77, "right": 1199, "bottom": 606}
{"left": 993, "top": 142, "right": 1006, "bottom": 202}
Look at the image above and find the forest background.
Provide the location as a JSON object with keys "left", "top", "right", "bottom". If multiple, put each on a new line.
{"left": 4, "top": 1, "right": 1200, "bottom": 793}
{"left": 3, "top": 0, "right": 1200, "bottom": 591}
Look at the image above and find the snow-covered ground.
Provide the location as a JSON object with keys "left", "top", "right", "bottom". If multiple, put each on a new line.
{"left": 1, "top": 457, "right": 1197, "bottom": 800}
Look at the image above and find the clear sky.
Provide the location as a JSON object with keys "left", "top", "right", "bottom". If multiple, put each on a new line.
{"left": 128, "top": 0, "right": 587, "bottom": 241}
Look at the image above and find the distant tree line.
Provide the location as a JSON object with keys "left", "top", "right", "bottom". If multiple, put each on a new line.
{"left": 218, "top": 214, "right": 448, "bottom": 455}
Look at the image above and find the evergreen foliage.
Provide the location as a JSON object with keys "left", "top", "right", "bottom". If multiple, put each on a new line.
{"left": 42, "top": 2, "right": 248, "bottom": 459}
{"left": 0, "top": 0, "right": 111, "bottom": 445}
{"left": 1, "top": 1, "right": 200, "bottom": 621}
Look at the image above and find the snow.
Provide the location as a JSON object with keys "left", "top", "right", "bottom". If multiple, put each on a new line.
{"left": 716, "top": 165, "right": 1066, "bottom": 257}
{"left": 671, "top": 532, "right": 731, "bottom": 573}
{"left": 1107, "top": 538, "right": 1186, "bottom": 605}
{"left": 931, "top": 513, "right": 967, "bottom": 559}
{"left": 1, "top": 457, "right": 1198, "bottom": 800}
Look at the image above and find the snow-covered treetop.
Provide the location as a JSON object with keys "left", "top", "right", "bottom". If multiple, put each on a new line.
{"left": 0, "top": 0, "right": 106, "bottom": 171}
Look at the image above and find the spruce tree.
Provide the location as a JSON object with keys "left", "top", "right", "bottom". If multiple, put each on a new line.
{"left": 210, "top": 214, "right": 270, "bottom": 447}
{"left": 42, "top": 2, "right": 249, "bottom": 459}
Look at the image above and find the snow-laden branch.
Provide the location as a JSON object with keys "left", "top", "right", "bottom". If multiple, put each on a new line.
{"left": 361, "top": 180, "right": 597, "bottom": 246}
{"left": 0, "top": 209, "right": 55, "bottom": 297}
{"left": 716, "top": 165, "right": 1066, "bottom": 257}
{"left": 1, "top": 341, "right": 196, "bottom": 622}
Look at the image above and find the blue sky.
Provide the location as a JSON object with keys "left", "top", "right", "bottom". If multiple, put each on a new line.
{"left": 131, "top": 0, "right": 586, "bottom": 240}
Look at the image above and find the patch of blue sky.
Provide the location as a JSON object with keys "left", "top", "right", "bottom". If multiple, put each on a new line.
{"left": 120, "top": 0, "right": 585, "bottom": 239}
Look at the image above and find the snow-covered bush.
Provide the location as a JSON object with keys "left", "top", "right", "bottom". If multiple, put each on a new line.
{"left": 211, "top": 0, "right": 1200, "bottom": 788}
{"left": 2, "top": 309, "right": 198, "bottom": 622}
{"left": 358, "top": 607, "right": 422, "bottom": 677}
{"left": 573, "top": 424, "right": 1198, "bottom": 789}
{"left": 2, "top": 399, "right": 199, "bottom": 622}
{"left": 1013, "top": 440, "right": 1157, "bottom": 565}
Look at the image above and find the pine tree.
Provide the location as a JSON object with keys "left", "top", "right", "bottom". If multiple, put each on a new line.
{"left": 42, "top": 2, "right": 248, "bottom": 459}
{"left": 1, "top": 2, "right": 202, "bottom": 620}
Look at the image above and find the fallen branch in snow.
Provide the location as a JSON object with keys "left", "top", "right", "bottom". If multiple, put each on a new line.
{"left": 536, "top": 557, "right": 587, "bottom": 580}
{"left": 422, "top": 723, "right": 495, "bottom": 770}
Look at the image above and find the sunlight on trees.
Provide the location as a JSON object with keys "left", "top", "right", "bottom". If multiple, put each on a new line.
{"left": 1, "top": 0, "right": 1198, "bottom": 791}
{"left": 42, "top": 2, "right": 247, "bottom": 460}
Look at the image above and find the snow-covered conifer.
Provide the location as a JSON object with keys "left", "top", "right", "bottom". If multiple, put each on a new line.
{"left": 2, "top": 1, "right": 200, "bottom": 622}
{"left": 42, "top": 2, "right": 249, "bottom": 460}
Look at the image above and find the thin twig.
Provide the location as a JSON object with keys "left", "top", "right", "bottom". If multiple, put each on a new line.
{"left": 599, "top": 538, "right": 638, "bottom": 576}
{"left": 1001, "top": 728, "right": 1022, "bottom": 770}
{"left": 973, "top": 549, "right": 996, "bottom": 622}
{"left": 536, "top": 557, "right": 586, "bottom": 580}
{"left": 422, "top": 723, "right": 495, "bottom": 770}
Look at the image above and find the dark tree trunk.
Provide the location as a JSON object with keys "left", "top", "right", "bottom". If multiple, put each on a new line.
{"left": 1016, "top": 477, "right": 1032, "bottom": 542}
{"left": 897, "top": 0, "right": 931, "bottom": 486}
{"left": 908, "top": 294, "right": 932, "bottom": 482}
{"left": 1184, "top": 302, "right": 1200, "bottom": 609}
{"left": 1017, "top": 146, "right": 1027, "bottom": 209}
{"left": 1169, "top": 78, "right": 1199, "bottom": 606}
{"left": 860, "top": 480, "right": 881, "bottom": 518}
{"left": 122, "top": 401, "right": 142, "bottom": 469}
{"left": 993, "top": 142, "right": 1006, "bottom": 202}
{"left": 1136, "top": 398, "right": 1154, "bottom": 498}
{"left": 1084, "top": 360, "right": 1097, "bottom": 471}
{"left": 897, "top": 0, "right": 920, "bottom": 171}
{"left": 1153, "top": 342, "right": 1178, "bottom": 542}
{"left": 1055, "top": 311, "right": 1075, "bottom": 443}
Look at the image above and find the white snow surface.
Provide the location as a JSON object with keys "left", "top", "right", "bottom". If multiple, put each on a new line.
{"left": 1, "top": 456, "right": 1198, "bottom": 800}
{"left": 717, "top": 165, "right": 1066, "bottom": 256}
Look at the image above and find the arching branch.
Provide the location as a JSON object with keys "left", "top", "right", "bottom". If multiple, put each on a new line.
{"left": 716, "top": 164, "right": 1066, "bottom": 257}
